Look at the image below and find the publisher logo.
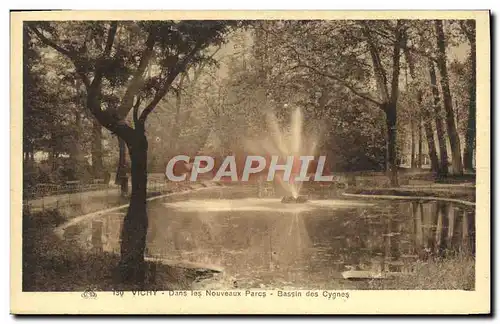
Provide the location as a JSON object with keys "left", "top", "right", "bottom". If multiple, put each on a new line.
{"left": 81, "top": 287, "right": 98, "bottom": 299}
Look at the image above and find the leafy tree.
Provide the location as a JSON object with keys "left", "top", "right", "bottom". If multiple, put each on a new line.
{"left": 434, "top": 20, "right": 463, "bottom": 175}
{"left": 428, "top": 57, "right": 450, "bottom": 177}
{"left": 256, "top": 20, "right": 406, "bottom": 185}
{"left": 24, "top": 26, "right": 98, "bottom": 185}
{"left": 459, "top": 20, "right": 476, "bottom": 171}
{"left": 29, "top": 20, "right": 239, "bottom": 284}
{"left": 208, "top": 22, "right": 388, "bottom": 172}
{"left": 396, "top": 20, "right": 470, "bottom": 177}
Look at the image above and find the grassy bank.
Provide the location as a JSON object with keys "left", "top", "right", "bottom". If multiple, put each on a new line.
{"left": 406, "top": 172, "right": 476, "bottom": 184}
{"left": 345, "top": 187, "right": 475, "bottom": 203}
{"left": 22, "top": 208, "right": 219, "bottom": 291}
{"left": 22, "top": 182, "right": 225, "bottom": 291}
{"left": 367, "top": 254, "right": 475, "bottom": 290}
{"left": 22, "top": 180, "right": 215, "bottom": 221}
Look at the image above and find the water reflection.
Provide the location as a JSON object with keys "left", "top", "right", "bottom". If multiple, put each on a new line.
{"left": 65, "top": 190, "right": 475, "bottom": 289}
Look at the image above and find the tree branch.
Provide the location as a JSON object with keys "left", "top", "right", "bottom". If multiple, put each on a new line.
{"left": 91, "top": 22, "right": 118, "bottom": 89}
{"left": 402, "top": 29, "right": 416, "bottom": 79}
{"left": 194, "top": 44, "right": 222, "bottom": 80}
{"left": 132, "top": 96, "right": 141, "bottom": 128}
{"left": 362, "top": 24, "right": 390, "bottom": 103}
{"left": 293, "top": 63, "right": 382, "bottom": 107}
{"left": 370, "top": 25, "right": 439, "bottom": 63}
{"left": 459, "top": 20, "right": 475, "bottom": 45}
{"left": 138, "top": 41, "right": 204, "bottom": 123}
{"left": 28, "top": 26, "right": 71, "bottom": 56}
{"left": 390, "top": 21, "right": 404, "bottom": 104}
{"left": 30, "top": 22, "right": 134, "bottom": 143}
{"left": 116, "top": 29, "right": 157, "bottom": 119}
{"left": 28, "top": 25, "right": 91, "bottom": 88}
{"left": 86, "top": 89, "right": 135, "bottom": 142}
{"left": 279, "top": 42, "right": 379, "bottom": 107}
{"left": 104, "top": 22, "right": 118, "bottom": 56}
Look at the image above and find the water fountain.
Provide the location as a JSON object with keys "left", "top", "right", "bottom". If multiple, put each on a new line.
{"left": 281, "top": 195, "right": 309, "bottom": 204}
{"left": 245, "top": 105, "right": 317, "bottom": 204}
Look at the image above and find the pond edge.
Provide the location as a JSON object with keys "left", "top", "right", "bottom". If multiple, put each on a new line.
{"left": 53, "top": 183, "right": 223, "bottom": 238}
{"left": 341, "top": 192, "right": 476, "bottom": 207}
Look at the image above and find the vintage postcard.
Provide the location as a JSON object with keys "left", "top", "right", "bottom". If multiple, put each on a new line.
{"left": 10, "top": 10, "right": 490, "bottom": 314}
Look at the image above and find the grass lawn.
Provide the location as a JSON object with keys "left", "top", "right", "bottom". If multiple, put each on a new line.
{"left": 367, "top": 254, "right": 475, "bottom": 290}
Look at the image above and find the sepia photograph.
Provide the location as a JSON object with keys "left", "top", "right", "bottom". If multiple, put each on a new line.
{"left": 10, "top": 10, "right": 490, "bottom": 314}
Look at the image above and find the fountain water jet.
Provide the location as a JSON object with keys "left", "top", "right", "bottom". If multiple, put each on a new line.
{"left": 245, "top": 106, "right": 318, "bottom": 202}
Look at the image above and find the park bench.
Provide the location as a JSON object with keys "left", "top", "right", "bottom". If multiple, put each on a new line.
{"left": 34, "top": 183, "right": 59, "bottom": 197}
{"left": 63, "top": 180, "right": 81, "bottom": 194}
{"left": 90, "top": 179, "right": 105, "bottom": 191}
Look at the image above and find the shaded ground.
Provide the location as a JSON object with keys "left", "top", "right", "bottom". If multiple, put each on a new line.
{"left": 22, "top": 181, "right": 221, "bottom": 291}
{"left": 22, "top": 209, "right": 221, "bottom": 291}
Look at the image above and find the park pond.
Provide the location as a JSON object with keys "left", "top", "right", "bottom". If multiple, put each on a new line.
{"left": 60, "top": 186, "right": 476, "bottom": 290}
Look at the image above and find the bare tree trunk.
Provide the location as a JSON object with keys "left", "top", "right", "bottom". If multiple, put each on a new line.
{"left": 429, "top": 59, "right": 449, "bottom": 178}
{"left": 418, "top": 116, "right": 423, "bottom": 168}
{"left": 411, "top": 115, "right": 416, "bottom": 169}
{"left": 422, "top": 112, "right": 439, "bottom": 173}
{"left": 70, "top": 110, "right": 86, "bottom": 180}
{"left": 418, "top": 88, "right": 439, "bottom": 173}
{"left": 362, "top": 21, "right": 403, "bottom": 186}
{"left": 49, "top": 131, "right": 58, "bottom": 173}
{"left": 115, "top": 137, "right": 129, "bottom": 196}
{"left": 24, "top": 144, "right": 35, "bottom": 168}
{"left": 402, "top": 39, "right": 422, "bottom": 170}
{"left": 463, "top": 21, "right": 476, "bottom": 172}
{"left": 119, "top": 125, "right": 149, "bottom": 286}
{"left": 385, "top": 104, "right": 398, "bottom": 186}
{"left": 435, "top": 20, "right": 464, "bottom": 175}
{"left": 385, "top": 127, "right": 390, "bottom": 173}
{"left": 169, "top": 87, "right": 183, "bottom": 154}
{"left": 91, "top": 118, "right": 104, "bottom": 178}
{"left": 406, "top": 63, "right": 416, "bottom": 170}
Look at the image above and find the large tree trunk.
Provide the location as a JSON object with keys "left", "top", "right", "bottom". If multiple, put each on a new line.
{"left": 419, "top": 90, "right": 439, "bottom": 173}
{"left": 91, "top": 118, "right": 104, "bottom": 178}
{"left": 115, "top": 137, "right": 129, "bottom": 196}
{"left": 463, "top": 21, "right": 476, "bottom": 172}
{"left": 429, "top": 59, "right": 449, "bottom": 178}
{"left": 24, "top": 144, "right": 34, "bottom": 164}
{"left": 435, "top": 20, "right": 464, "bottom": 175}
{"left": 118, "top": 126, "right": 149, "bottom": 285}
{"left": 49, "top": 130, "right": 58, "bottom": 173}
{"left": 410, "top": 115, "right": 416, "bottom": 169}
{"left": 385, "top": 104, "right": 398, "bottom": 186}
{"left": 418, "top": 116, "right": 423, "bottom": 168}
{"left": 422, "top": 112, "right": 439, "bottom": 173}
{"left": 71, "top": 80, "right": 87, "bottom": 181}
{"left": 70, "top": 110, "right": 86, "bottom": 180}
